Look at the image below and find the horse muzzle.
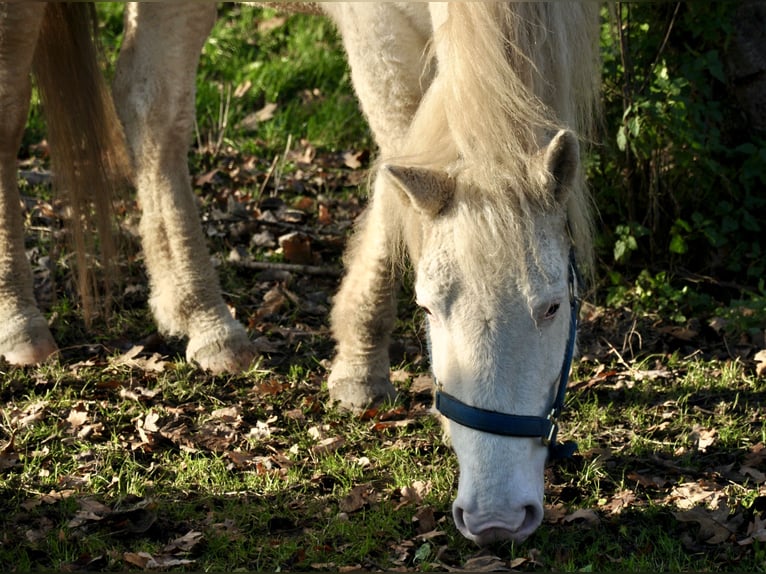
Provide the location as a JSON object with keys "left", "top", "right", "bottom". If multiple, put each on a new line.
{"left": 452, "top": 496, "right": 544, "bottom": 545}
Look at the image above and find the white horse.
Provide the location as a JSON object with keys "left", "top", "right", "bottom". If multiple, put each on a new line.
{"left": 325, "top": 3, "right": 600, "bottom": 544}
{"left": 0, "top": 3, "right": 600, "bottom": 545}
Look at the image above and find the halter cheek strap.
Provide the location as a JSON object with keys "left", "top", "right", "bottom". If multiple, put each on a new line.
{"left": 434, "top": 251, "right": 580, "bottom": 460}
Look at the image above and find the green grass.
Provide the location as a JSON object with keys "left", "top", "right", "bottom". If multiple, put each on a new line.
{"left": 197, "top": 5, "right": 371, "bottom": 155}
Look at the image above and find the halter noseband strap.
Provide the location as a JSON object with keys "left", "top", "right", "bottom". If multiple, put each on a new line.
{"left": 434, "top": 250, "right": 580, "bottom": 460}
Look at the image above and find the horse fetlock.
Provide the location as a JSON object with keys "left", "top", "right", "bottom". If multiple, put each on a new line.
{"left": 327, "top": 356, "right": 397, "bottom": 412}
{"left": 0, "top": 314, "right": 58, "bottom": 365}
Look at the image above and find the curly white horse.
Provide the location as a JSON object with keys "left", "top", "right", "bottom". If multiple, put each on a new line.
{"left": 0, "top": 3, "right": 599, "bottom": 544}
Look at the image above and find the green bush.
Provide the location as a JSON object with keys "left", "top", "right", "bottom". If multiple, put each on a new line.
{"left": 591, "top": 3, "right": 765, "bottom": 297}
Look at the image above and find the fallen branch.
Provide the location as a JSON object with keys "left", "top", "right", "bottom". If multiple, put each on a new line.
{"left": 228, "top": 248, "right": 342, "bottom": 277}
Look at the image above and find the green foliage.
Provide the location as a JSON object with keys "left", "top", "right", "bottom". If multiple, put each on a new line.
{"left": 591, "top": 3, "right": 766, "bottom": 297}
{"left": 713, "top": 282, "right": 766, "bottom": 341}
{"left": 606, "top": 269, "right": 714, "bottom": 324}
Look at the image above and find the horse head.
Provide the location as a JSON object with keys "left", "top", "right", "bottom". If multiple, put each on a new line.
{"left": 385, "top": 129, "right": 581, "bottom": 545}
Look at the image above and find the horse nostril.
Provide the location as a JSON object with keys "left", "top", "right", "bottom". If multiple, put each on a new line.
{"left": 453, "top": 505, "right": 467, "bottom": 533}
{"left": 521, "top": 504, "right": 542, "bottom": 532}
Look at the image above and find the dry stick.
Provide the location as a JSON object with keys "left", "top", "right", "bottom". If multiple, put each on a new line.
{"left": 229, "top": 257, "right": 342, "bottom": 278}
{"left": 254, "top": 154, "right": 280, "bottom": 206}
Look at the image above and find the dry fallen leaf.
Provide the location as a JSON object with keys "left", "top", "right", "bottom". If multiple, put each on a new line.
{"left": 739, "top": 465, "right": 766, "bottom": 484}
{"left": 755, "top": 349, "right": 766, "bottom": 377}
{"left": 413, "top": 506, "right": 437, "bottom": 535}
{"left": 343, "top": 150, "right": 365, "bottom": 169}
{"left": 279, "top": 231, "right": 314, "bottom": 264}
{"left": 311, "top": 436, "right": 345, "bottom": 455}
{"left": 398, "top": 480, "right": 432, "bottom": 508}
{"left": 339, "top": 484, "right": 375, "bottom": 513}
{"left": 458, "top": 551, "right": 510, "bottom": 572}
{"left": 601, "top": 489, "right": 637, "bottom": 515}
{"left": 163, "top": 530, "right": 204, "bottom": 553}
{"left": 673, "top": 501, "right": 741, "bottom": 545}
{"left": 666, "top": 480, "right": 723, "bottom": 510}
{"left": 691, "top": 426, "right": 717, "bottom": 453}
{"left": 563, "top": 508, "right": 600, "bottom": 527}
{"left": 122, "top": 551, "right": 152, "bottom": 569}
{"left": 739, "top": 514, "right": 766, "bottom": 545}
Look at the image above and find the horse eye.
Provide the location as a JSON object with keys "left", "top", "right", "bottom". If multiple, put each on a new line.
{"left": 544, "top": 303, "right": 560, "bottom": 320}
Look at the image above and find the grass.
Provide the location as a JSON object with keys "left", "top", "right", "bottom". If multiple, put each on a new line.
{"left": 4, "top": 3, "right": 766, "bottom": 572}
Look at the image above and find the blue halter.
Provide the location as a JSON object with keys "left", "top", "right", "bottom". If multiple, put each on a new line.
{"left": 434, "top": 251, "right": 581, "bottom": 460}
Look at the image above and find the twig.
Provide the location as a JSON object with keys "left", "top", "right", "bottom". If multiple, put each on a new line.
{"left": 255, "top": 155, "right": 280, "bottom": 205}
{"left": 230, "top": 257, "right": 342, "bottom": 278}
{"left": 603, "top": 337, "right": 634, "bottom": 373}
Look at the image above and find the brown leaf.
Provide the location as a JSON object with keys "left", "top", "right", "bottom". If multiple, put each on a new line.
{"left": 544, "top": 503, "right": 567, "bottom": 524}
{"left": 740, "top": 465, "right": 766, "bottom": 484}
{"left": 66, "top": 407, "right": 88, "bottom": 430}
{"left": 673, "top": 501, "right": 740, "bottom": 544}
{"left": 233, "top": 79, "right": 252, "bottom": 99}
{"left": 258, "top": 16, "right": 286, "bottom": 34}
{"left": 339, "top": 484, "right": 374, "bottom": 513}
{"left": 755, "top": 349, "right": 766, "bottom": 377}
{"left": 255, "top": 379, "right": 288, "bottom": 396}
{"left": 372, "top": 419, "right": 416, "bottom": 431}
{"left": 110, "top": 346, "right": 168, "bottom": 372}
{"left": 102, "top": 499, "right": 158, "bottom": 534}
{"left": 311, "top": 436, "right": 345, "bottom": 455}
{"left": 318, "top": 203, "right": 332, "bottom": 225}
{"left": 11, "top": 401, "right": 47, "bottom": 428}
{"left": 379, "top": 405, "right": 408, "bottom": 421}
{"left": 666, "top": 480, "right": 722, "bottom": 510}
{"left": 413, "top": 506, "right": 437, "bottom": 534}
{"left": 459, "top": 551, "right": 510, "bottom": 572}
{"left": 279, "top": 231, "right": 314, "bottom": 264}
{"left": 410, "top": 374, "right": 434, "bottom": 396}
{"left": 398, "top": 480, "right": 432, "bottom": 508}
{"left": 123, "top": 552, "right": 152, "bottom": 569}
{"left": 163, "top": 530, "right": 204, "bottom": 554}
{"left": 601, "top": 489, "right": 636, "bottom": 515}
{"left": 254, "top": 285, "right": 288, "bottom": 320}
{"left": 194, "top": 168, "right": 220, "bottom": 187}
{"left": 343, "top": 150, "right": 365, "bottom": 169}
{"left": 658, "top": 324, "right": 698, "bottom": 341}
{"left": 691, "top": 426, "right": 717, "bottom": 453}
{"left": 563, "top": 508, "right": 600, "bottom": 527}
{"left": 628, "top": 471, "right": 671, "bottom": 490}
{"left": 141, "top": 411, "right": 162, "bottom": 433}
{"left": 739, "top": 514, "right": 766, "bottom": 545}
{"left": 0, "top": 434, "right": 18, "bottom": 471}
{"left": 255, "top": 102, "right": 278, "bottom": 122}
{"left": 210, "top": 405, "right": 242, "bottom": 423}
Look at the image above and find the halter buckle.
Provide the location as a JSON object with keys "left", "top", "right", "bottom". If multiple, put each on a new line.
{"left": 543, "top": 409, "right": 559, "bottom": 446}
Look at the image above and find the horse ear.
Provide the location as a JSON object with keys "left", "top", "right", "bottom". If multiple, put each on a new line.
{"left": 382, "top": 164, "right": 455, "bottom": 217}
{"left": 539, "top": 129, "right": 580, "bottom": 204}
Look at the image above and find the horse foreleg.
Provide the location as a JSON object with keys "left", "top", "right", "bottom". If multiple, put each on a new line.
{"left": 113, "top": 3, "right": 254, "bottom": 373}
{"left": 327, "top": 183, "right": 400, "bottom": 411}
{"left": 0, "top": 3, "right": 58, "bottom": 365}
{"left": 323, "top": 4, "right": 432, "bottom": 410}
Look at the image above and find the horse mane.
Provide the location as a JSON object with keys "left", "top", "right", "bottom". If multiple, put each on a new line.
{"left": 393, "top": 3, "right": 600, "bottom": 290}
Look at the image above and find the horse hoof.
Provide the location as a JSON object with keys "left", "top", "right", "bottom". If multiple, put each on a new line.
{"left": 0, "top": 319, "right": 59, "bottom": 366}
{"left": 327, "top": 372, "right": 397, "bottom": 413}
{"left": 186, "top": 331, "right": 257, "bottom": 374}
